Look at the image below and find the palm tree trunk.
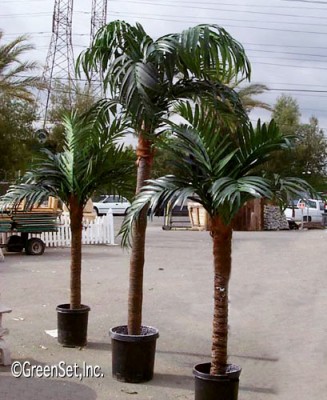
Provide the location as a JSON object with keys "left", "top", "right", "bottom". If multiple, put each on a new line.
{"left": 69, "top": 196, "right": 84, "bottom": 310}
{"left": 128, "top": 133, "right": 154, "bottom": 335}
{"left": 210, "top": 215, "right": 233, "bottom": 375}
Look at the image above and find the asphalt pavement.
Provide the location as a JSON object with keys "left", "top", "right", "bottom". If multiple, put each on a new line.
{"left": 0, "top": 217, "right": 326, "bottom": 400}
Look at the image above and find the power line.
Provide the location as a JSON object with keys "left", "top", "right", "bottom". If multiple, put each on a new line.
{"left": 244, "top": 42, "right": 327, "bottom": 50}
{"left": 108, "top": 11, "right": 327, "bottom": 28}
{"left": 254, "top": 61, "right": 327, "bottom": 71}
{"left": 109, "top": 0, "right": 327, "bottom": 20}
{"left": 15, "top": 73, "right": 327, "bottom": 94}
{"left": 2, "top": 0, "right": 327, "bottom": 11}
{"left": 251, "top": 55, "right": 327, "bottom": 63}
{"left": 107, "top": 12, "right": 327, "bottom": 36}
{"left": 5, "top": 31, "right": 327, "bottom": 53}
{"left": 269, "top": 88, "right": 327, "bottom": 93}
{"left": 246, "top": 49, "right": 327, "bottom": 59}
{"left": 283, "top": 0, "right": 327, "bottom": 4}
{"left": 131, "top": 0, "right": 327, "bottom": 10}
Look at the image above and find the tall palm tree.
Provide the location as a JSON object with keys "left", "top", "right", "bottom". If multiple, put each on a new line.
{"left": 236, "top": 82, "right": 272, "bottom": 113}
{"left": 120, "top": 101, "right": 313, "bottom": 375}
{"left": 77, "top": 20, "right": 251, "bottom": 335}
{"left": 3, "top": 107, "right": 135, "bottom": 309}
{"left": 0, "top": 31, "right": 43, "bottom": 102}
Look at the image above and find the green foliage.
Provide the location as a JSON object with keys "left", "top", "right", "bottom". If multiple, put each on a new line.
{"left": 3, "top": 107, "right": 135, "bottom": 210}
{"left": 272, "top": 94, "right": 300, "bottom": 133}
{"left": 77, "top": 20, "right": 251, "bottom": 133}
{"left": 120, "top": 102, "right": 312, "bottom": 245}
{"left": 0, "top": 97, "right": 39, "bottom": 182}
{"left": 46, "top": 82, "right": 98, "bottom": 153}
{"left": 265, "top": 95, "right": 327, "bottom": 190}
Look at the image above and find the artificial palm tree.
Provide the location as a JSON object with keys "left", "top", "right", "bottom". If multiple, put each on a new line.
{"left": 3, "top": 107, "right": 134, "bottom": 310}
{"left": 120, "top": 101, "right": 312, "bottom": 379}
{"left": 0, "top": 31, "right": 43, "bottom": 102}
{"left": 77, "top": 20, "right": 251, "bottom": 335}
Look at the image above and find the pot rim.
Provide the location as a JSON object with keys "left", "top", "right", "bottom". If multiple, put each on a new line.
{"left": 109, "top": 325, "right": 159, "bottom": 342}
{"left": 56, "top": 304, "right": 91, "bottom": 313}
{"left": 193, "top": 362, "right": 241, "bottom": 381}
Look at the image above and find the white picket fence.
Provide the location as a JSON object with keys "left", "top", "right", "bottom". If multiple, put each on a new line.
{"left": 0, "top": 211, "right": 116, "bottom": 247}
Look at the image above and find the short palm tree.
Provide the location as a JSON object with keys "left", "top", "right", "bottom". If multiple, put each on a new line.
{"left": 77, "top": 20, "right": 251, "bottom": 335}
{"left": 0, "top": 31, "right": 43, "bottom": 102}
{"left": 3, "top": 108, "right": 134, "bottom": 309}
{"left": 120, "top": 101, "right": 312, "bottom": 375}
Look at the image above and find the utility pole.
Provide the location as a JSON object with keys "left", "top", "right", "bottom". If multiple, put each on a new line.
{"left": 88, "top": 0, "right": 108, "bottom": 98}
{"left": 41, "top": 0, "right": 76, "bottom": 127}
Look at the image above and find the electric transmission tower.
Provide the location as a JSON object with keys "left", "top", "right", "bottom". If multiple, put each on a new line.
{"left": 89, "top": 0, "right": 108, "bottom": 98}
{"left": 41, "top": 0, "right": 76, "bottom": 127}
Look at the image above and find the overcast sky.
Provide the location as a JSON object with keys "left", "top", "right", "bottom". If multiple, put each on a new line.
{"left": 1, "top": 0, "right": 327, "bottom": 131}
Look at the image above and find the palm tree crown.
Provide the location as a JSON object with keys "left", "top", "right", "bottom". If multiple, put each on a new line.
{"left": 3, "top": 109, "right": 134, "bottom": 210}
{"left": 0, "top": 31, "right": 43, "bottom": 102}
{"left": 120, "top": 101, "right": 311, "bottom": 238}
{"left": 77, "top": 20, "right": 251, "bottom": 132}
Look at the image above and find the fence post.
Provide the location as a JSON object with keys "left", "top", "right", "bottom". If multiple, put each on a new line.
{"left": 107, "top": 209, "right": 115, "bottom": 245}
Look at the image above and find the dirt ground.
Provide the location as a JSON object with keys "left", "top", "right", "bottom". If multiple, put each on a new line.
{"left": 1, "top": 217, "right": 327, "bottom": 399}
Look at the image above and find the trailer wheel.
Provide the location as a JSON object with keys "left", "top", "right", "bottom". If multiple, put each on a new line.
{"left": 25, "top": 238, "right": 45, "bottom": 256}
{"left": 6, "top": 235, "right": 25, "bottom": 252}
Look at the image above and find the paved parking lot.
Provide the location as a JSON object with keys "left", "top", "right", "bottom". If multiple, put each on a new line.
{"left": 0, "top": 217, "right": 327, "bottom": 399}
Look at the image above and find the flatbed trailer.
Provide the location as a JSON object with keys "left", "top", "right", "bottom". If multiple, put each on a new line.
{"left": 0, "top": 211, "right": 59, "bottom": 255}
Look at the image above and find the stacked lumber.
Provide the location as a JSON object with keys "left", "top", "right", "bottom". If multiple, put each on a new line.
{"left": 11, "top": 212, "right": 58, "bottom": 232}
{"left": 0, "top": 215, "right": 12, "bottom": 233}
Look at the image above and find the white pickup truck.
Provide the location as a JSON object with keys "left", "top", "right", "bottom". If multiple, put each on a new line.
{"left": 284, "top": 199, "right": 325, "bottom": 222}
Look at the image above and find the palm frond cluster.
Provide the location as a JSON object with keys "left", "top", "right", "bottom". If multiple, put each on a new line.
{"left": 3, "top": 108, "right": 135, "bottom": 211}
{"left": 120, "top": 101, "right": 313, "bottom": 245}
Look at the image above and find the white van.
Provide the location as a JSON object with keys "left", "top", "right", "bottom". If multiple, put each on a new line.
{"left": 284, "top": 199, "right": 325, "bottom": 222}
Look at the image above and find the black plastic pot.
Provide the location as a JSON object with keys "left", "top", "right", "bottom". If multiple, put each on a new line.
{"left": 193, "top": 362, "right": 241, "bottom": 400}
{"left": 56, "top": 304, "right": 90, "bottom": 347}
{"left": 109, "top": 325, "right": 159, "bottom": 383}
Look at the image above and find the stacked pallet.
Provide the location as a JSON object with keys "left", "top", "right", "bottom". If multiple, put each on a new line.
{"left": 264, "top": 205, "right": 289, "bottom": 230}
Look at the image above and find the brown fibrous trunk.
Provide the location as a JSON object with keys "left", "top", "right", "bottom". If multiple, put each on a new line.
{"left": 69, "top": 195, "right": 84, "bottom": 310}
{"left": 210, "top": 215, "right": 233, "bottom": 375}
{"left": 127, "top": 133, "right": 154, "bottom": 335}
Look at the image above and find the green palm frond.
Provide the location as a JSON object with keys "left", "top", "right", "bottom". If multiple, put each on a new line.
{"left": 173, "top": 24, "right": 251, "bottom": 82}
{"left": 2, "top": 108, "right": 135, "bottom": 211}
{"left": 272, "top": 175, "right": 316, "bottom": 209}
{"left": 230, "top": 119, "right": 289, "bottom": 177}
{"left": 3, "top": 183, "right": 54, "bottom": 211}
{"left": 210, "top": 176, "right": 273, "bottom": 221}
{"left": 119, "top": 175, "right": 195, "bottom": 246}
{"left": 120, "top": 97, "right": 315, "bottom": 244}
{"left": 77, "top": 20, "right": 251, "bottom": 132}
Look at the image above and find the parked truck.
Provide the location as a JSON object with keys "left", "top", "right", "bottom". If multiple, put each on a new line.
{"left": 284, "top": 198, "right": 325, "bottom": 223}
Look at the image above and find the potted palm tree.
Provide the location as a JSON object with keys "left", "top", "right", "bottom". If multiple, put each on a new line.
{"left": 3, "top": 107, "right": 134, "bottom": 347}
{"left": 77, "top": 21, "right": 250, "bottom": 382}
{"left": 120, "top": 101, "right": 313, "bottom": 399}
